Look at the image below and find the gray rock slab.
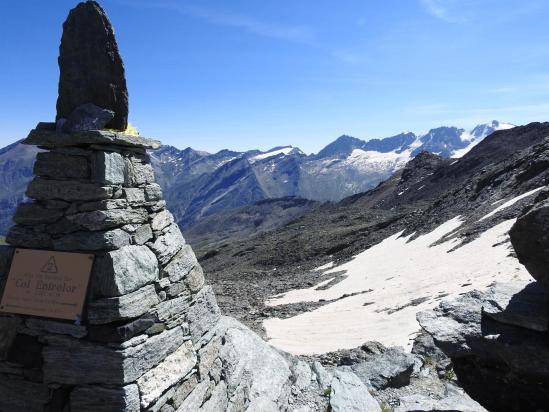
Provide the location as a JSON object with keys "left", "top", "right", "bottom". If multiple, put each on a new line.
{"left": 87, "top": 284, "right": 160, "bottom": 324}
{"left": 53, "top": 228, "right": 131, "bottom": 251}
{"left": 482, "top": 281, "right": 548, "bottom": 332}
{"left": 199, "top": 380, "right": 228, "bottom": 412}
{"left": 329, "top": 369, "right": 381, "bottom": 412}
{"left": 93, "top": 245, "right": 159, "bottom": 297}
{"left": 14, "top": 203, "right": 65, "bottom": 225}
{"left": 24, "top": 128, "right": 160, "bottom": 149}
{"left": 0, "top": 375, "right": 51, "bottom": 412}
{"left": 186, "top": 286, "right": 221, "bottom": 346}
{"left": 151, "top": 210, "right": 174, "bottom": 232}
{"left": 148, "top": 224, "right": 185, "bottom": 265}
{"left": 151, "top": 295, "right": 191, "bottom": 323}
{"left": 184, "top": 265, "right": 205, "bottom": 294}
{"left": 134, "top": 224, "right": 153, "bottom": 245}
{"left": 34, "top": 151, "right": 90, "bottom": 179}
{"left": 0, "top": 246, "right": 15, "bottom": 282}
{"left": 214, "top": 316, "right": 292, "bottom": 410}
{"left": 171, "top": 373, "right": 198, "bottom": 409}
{"left": 351, "top": 347, "right": 417, "bottom": 390}
{"left": 67, "top": 208, "right": 148, "bottom": 231}
{"left": 124, "top": 157, "right": 155, "bottom": 186}
{"left": 43, "top": 326, "right": 186, "bottom": 385}
{"left": 138, "top": 340, "right": 197, "bottom": 409}
{"left": 145, "top": 183, "right": 163, "bottom": 201}
{"left": 124, "top": 187, "right": 146, "bottom": 204}
{"left": 70, "top": 384, "right": 140, "bottom": 412}
{"left": 27, "top": 177, "right": 113, "bottom": 201}
{"left": 161, "top": 244, "right": 198, "bottom": 283}
{"left": 62, "top": 103, "right": 115, "bottom": 132}
{"left": 56, "top": 1, "right": 128, "bottom": 130}
{"left": 93, "top": 151, "right": 126, "bottom": 185}
{"left": 88, "top": 315, "right": 156, "bottom": 343}
{"left": 175, "top": 378, "right": 211, "bottom": 411}
{"left": 78, "top": 198, "right": 128, "bottom": 212}
{"left": 395, "top": 383, "right": 487, "bottom": 412}
{"left": 25, "top": 318, "right": 87, "bottom": 338}
{"left": 0, "top": 317, "right": 21, "bottom": 360}
{"left": 6, "top": 226, "right": 54, "bottom": 249}
{"left": 198, "top": 336, "right": 222, "bottom": 381}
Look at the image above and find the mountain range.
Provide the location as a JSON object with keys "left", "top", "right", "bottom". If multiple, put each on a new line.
{"left": 0, "top": 120, "right": 513, "bottom": 238}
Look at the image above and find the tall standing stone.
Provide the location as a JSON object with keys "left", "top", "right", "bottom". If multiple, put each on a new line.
{"left": 56, "top": 1, "right": 129, "bottom": 131}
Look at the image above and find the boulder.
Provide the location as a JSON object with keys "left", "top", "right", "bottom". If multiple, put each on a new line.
{"left": 510, "top": 197, "right": 549, "bottom": 290}
{"left": 92, "top": 245, "right": 159, "bottom": 297}
{"left": 56, "top": 1, "right": 128, "bottom": 130}
{"left": 329, "top": 369, "right": 381, "bottom": 412}
{"left": 417, "top": 282, "right": 549, "bottom": 411}
{"left": 61, "top": 103, "right": 115, "bottom": 132}
{"left": 395, "top": 383, "right": 486, "bottom": 412}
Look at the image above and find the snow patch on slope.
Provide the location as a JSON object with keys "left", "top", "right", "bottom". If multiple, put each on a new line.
{"left": 249, "top": 147, "right": 296, "bottom": 163}
{"left": 479, "top": 187, "right": 545, "bottom": 221}
{"left": 263, "top": 217, "right": 531, "bottom": 355}
{"left": 452, "top": 121, "right": 515, "bottom": 158}
{"left": 344, "top": 149, "right": 412, "bottom": 173}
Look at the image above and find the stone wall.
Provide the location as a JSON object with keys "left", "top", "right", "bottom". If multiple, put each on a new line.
{"left": 0, "top": 124, "right": 221, "bottom": 411}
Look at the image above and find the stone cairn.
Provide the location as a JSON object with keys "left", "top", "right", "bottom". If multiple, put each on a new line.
{"left": 0, "top": 2, "right": 222, "bottom": 411}
{"left": 0, "top": 128, "right": 221, "bottom": 411}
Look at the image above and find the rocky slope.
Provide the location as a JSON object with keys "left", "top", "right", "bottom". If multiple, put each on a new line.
{"left": 0, "top": 121, "right": 512, "bottom": 237}
{"left": 186, "top": 197, "right": 320, "bottom": 250}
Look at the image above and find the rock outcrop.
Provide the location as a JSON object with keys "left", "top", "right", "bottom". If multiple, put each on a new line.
{"left": 418, "top": 281, "right": 549, "bottom": 411}
{"left": 510, "top": 189, "right": 549, "bottom": 291}
{"left": 417, "top": 188, "right": 549, "bottom": 411}
{"left": 56, "top": 1, "right": 128, "bottom": 131}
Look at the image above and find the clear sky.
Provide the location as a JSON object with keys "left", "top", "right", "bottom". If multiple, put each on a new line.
{"left": 1, "top": 0, "right": 549, "bottom": 154}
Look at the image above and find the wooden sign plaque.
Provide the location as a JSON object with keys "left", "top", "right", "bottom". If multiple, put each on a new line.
{"left": 0, "top": 248, "right": 94, "bottom": 321}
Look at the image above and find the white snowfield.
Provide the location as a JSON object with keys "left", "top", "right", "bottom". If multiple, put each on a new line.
{"left": 249, "top": 147, "right": 296, "bottom": 163}
{"left": 479, "top": 187, "right": 545, "bottom": 221}
{"left": 263, "top": 217, "right": 532, "bottom": 355}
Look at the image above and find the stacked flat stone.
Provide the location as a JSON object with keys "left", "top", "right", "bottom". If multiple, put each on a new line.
{"left": 0, "top": 123, "right": 221, "bottom": 411}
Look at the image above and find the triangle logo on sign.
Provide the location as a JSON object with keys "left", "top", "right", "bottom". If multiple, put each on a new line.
{"left": 41, "top": 256, "right": 58, "bottom": 274}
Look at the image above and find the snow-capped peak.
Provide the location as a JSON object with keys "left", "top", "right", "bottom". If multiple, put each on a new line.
{"left": 249, "top": 146, "right": 302, "bottom": 163}
{"left": 452, "top": 121, "right": 516, "bottom": 158}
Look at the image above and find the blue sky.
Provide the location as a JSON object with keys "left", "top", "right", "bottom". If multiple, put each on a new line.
{"left": 1, "top": 0, "right": 549, "bottom": 154}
